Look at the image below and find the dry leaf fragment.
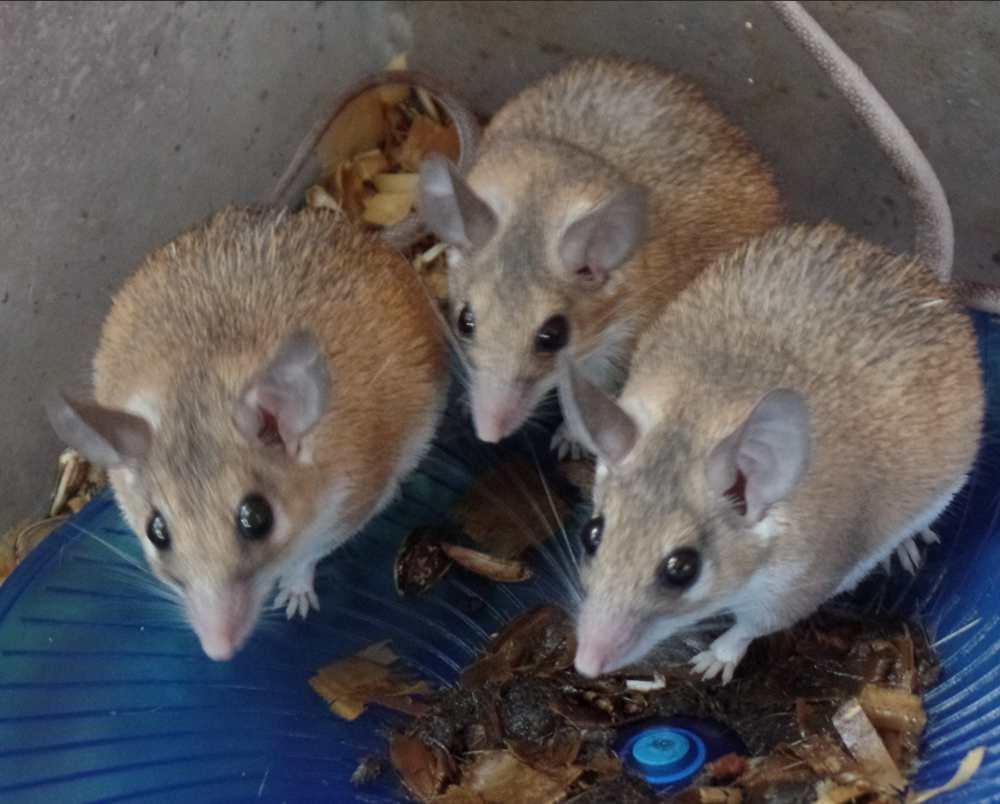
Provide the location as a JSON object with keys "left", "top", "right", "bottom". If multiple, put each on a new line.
{"left": 393, "top": 113, "right": 461, "bottom": 172}
{"left": 51, "top": 449, "right": 106, "bottom": 517}
{"left": 391, "top": 732, "right": 456, "bottom": 802}
{"left": 451, "top": 750, "right": 581, "bottom": 804}
{"left": 353, "top": 148, "right": 392, "bottom": 180}
{"left": 441, "top": 543, "right": 532, "bottom": 583}
{"left": 414, "top": 241, "right": 451, "bottom": 302}
{"left": 372, "top": 172, "right": 420, "bottom": 194}
{"left": 305, "top": 184, "right": 343, "bottom": 213}
{"left": 812, "top": 780, "right": 871, "bottom": 804}
{"left": 416, "top": 85, "right": 442, "bottom": 123}
{"left": 319, "top": 91, "right": 389, "bottom": 179}
{"left": 858, "top": 684, "right": 927, "bottom": 735}
{"left": 362, "top": 189, "right": 416, "bottom": 226}
{"left": 310, "top": 641, "right": 431, "bottom": 721}
{"left": 315, "top": 51, "right": 461, "bottom": 230}
{"left": 832, "top": 699, "right": 907, "bottom": 791}
{"left": 433, "top": 787, "right": 487, "bottom": 804}
{"left": 0, "top": 517, "right": 64, "bottom": 585}
{"left": 705, "top": 753, "right": 748, "bottom": 785}
{"left": 336, "top": 160, "right": 369, "bottom": 219}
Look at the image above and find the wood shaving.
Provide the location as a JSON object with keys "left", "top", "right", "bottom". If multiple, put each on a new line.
{"left": 1, "top": 448, "right": 106, "bottom": 586}
{"left": 906, "top": 747, "right": 985, "bottom": 804}
{"left": 341, "top": 606, "right": 941, "bottom": 804}
{"left": 51, "top": 448, "right": 106, "bottom": 516}
{"left": 832, "top": 699, "right": 907, "bottom": 791}
{"left": 440, "top": 543, "right": 533, "bottom": 583}
{"left": 310, "top": 640, "right": 432, "bottom": 721}
{"left": 309, "top": 52, "right": 461, "bottom": 232}
{"left": 413, "top": 241, "right": 450, "bottom": 303}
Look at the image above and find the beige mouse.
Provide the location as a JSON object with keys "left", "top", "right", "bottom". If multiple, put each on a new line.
{"left": 47, "top": 207, "right": 449, "bottom": 660}
{"left": 561, "top": 1, "right": 986, "bottom": 683}
{"left": 561, "top": 223, "right": 982, "bottom": 683}
{"left": 418, "top": 58, "right": 782, "bottom": 447}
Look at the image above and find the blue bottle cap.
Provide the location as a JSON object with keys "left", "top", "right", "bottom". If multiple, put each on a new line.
{"left": 622, "top": 725, "right": 707, "bottom": 784}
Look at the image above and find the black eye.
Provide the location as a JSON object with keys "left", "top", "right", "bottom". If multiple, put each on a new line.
{"left": 456, "top": 304, "right": 475, "bottom": 338}
{"left": 656, "top": 547, "right": 701, "bottom": 590}
{"left": 535, "top": 314, "right": 569, "bottom": 353}
{"left": 237, "top": 494, "right": 274, "bottom": 541}
{"left": 146, "top": 510, "right": 171, "bottom": 550}
{"left": 581, "top": 515, "right": 604, "bottom": 557}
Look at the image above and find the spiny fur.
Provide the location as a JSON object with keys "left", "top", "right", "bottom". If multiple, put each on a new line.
{"left": 587, "top": 223, "right": 982, "bottom": 636}
{"left": 454, "top": 57, "right": 783, "bottom": 389}
{"left": 95, "top": 206, "right": 448, "bottom": 595}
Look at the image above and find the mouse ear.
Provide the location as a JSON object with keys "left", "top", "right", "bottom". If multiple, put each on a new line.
{"left": 706, "top": 389, "right": 811, "bottom": 525}
{"left": 418, "top": 153, "right": 498, "bottom": 252}
{"left": 44, "top": 390, "right": 152, "bottom": 469}
{"left": 558, "top": 183, "right": 647, "bottom": 287}
{"left": 234, "top": 331, "right": 331, "bottom": 460}
{"left": 557, "top": 354, "right": 637, "bottom": 466}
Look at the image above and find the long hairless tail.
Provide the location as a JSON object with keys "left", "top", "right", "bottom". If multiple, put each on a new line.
{"left": 768, "top": 2, "right": 1000, "bottom": 312}
{"left": 268, "top": 69, "right": 481, "bottom": 251}
{"left": 767, "top": 1, "right": 952, "bottom": 283}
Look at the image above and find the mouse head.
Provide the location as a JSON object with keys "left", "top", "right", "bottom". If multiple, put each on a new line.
{"left": 419, "top": 150, "right": 647, "bottom": 442}
{"left": 557, "top": 357, "right": 811, "bottom": 676}
{"left": 47, "top": 331, "right": 336, "bottom": 661}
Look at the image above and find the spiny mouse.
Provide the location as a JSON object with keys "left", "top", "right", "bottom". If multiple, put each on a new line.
{"left": 561, "top": 2, "right": 985, "bottom": 683}
{"left": 561, "top": 223, "right": 982, "bottom": 683}
{"left": 419, "top": 58, "right": 782, "bottom": 447}
{"left": 47, "top": 207, "right": 449, "bottom": 660}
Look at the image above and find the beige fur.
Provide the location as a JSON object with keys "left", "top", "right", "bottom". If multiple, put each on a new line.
{"left": 579, "top": 223, "right": 983, "bottom": 678}
{"left": 93, "top": 207, "right": 448, "bottom": 655}
{"left": 453, "top": 58, "right": 783, "bottom": 403}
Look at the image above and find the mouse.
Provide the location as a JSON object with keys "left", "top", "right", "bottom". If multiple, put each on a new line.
{"left": 559, "top": 1, "right": 986, "bottom": 683}
{"left": 46, "top": 206, "right": 449, "bottom": 661}
{"left": 418, "top": 58, "right": 783, "bottom": 447}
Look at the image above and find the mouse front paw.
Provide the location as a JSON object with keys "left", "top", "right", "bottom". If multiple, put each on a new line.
{"left": 273, "top": 565, "right": 320, "bottom": 619}
{"left": 690, "top": 628, "right": 753, "bottom": 684}
{"left": 550, "top": 423, "right": 589, "bottom": 461}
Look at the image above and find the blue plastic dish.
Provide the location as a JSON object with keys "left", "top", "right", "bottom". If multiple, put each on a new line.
{"left": 2, "top": 311, "right": 1000, "bottom": 803}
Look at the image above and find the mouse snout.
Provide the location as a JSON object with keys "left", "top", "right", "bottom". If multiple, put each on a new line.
{"left": 186, "top": 581, "right": 258, "bottom": 661}
{"left": 470, "top": 377, "right": 536, "bottom": 443}
{"left": 574, "top": 604, "right": 646, "bottom": 678}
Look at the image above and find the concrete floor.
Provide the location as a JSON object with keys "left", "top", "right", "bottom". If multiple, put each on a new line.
{"left": 2, "top": 1, "right": 998, "bottom": 533}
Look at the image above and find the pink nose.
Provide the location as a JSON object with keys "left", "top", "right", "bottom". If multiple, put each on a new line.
{"left": 470, "top": 379, "right": 535, "bottom": 443}
{"left": 574, "top": 606, "right": 642, "bottom": 677}
{"left": 187, "top": 582, "right": 257, "bottom": 661}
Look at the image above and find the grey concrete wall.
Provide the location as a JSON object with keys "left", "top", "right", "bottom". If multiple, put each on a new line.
{"left": 0, "top": 1, "right": 392, "bottom": 530}
{"left": 3, "top": 1, "right": 998, "bottom": 533}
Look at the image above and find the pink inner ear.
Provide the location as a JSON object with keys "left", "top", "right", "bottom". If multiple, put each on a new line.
{"left": 257, "top": 409, "right": 283, "bottom": 449}
{"left": 724, "top": 471, "right": 749, "bottom": 519}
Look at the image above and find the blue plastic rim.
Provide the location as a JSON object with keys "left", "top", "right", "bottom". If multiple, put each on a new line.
{"left": 1, "top": 311, "right": 1000, "bottom": 803}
